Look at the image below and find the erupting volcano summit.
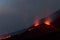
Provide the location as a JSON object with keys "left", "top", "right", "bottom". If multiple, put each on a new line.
{"left": 3, "top": 10, "right": 60, "bottom": 40}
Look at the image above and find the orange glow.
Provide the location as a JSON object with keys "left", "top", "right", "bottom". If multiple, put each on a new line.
{"left": 34, "top": 18, "right": 40, "bottom": 27}
{"left": 44, "top": 18, "right": 51, "bottom": 25}
{"left": 4, "top": 35, "right": 11, "bottom": 39}
{"left": 0, "top": 35, "right": 11, "bottom": 40}
{"left": 28, "top": 28, "right": 34, "bottom": 31}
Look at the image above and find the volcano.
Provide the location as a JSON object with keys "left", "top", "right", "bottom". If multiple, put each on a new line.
{"left": 3, "top": 10, "right": 60, "bottom": 40}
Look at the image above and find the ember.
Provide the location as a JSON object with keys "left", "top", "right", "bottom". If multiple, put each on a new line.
{"left": 44, "top": 18, "right": 51, "bottom": 25}
{"left": 34, "top": 18, "right": 40, "bottom": 27}
{"left": 28, "top": 28, "right": 34, "bottom": 31}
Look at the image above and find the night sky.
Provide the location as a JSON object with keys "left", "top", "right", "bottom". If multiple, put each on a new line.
{"left": 0, "top": 0, "right": 60, "bottom": 35}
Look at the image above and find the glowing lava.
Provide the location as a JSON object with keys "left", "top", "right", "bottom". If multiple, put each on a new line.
{"left": 0, "top": 35, "right": 11, "bottom": 40}
{"left": 28, "top": 28, "right": 34, "bottom": 31}
{"left": 44, "top": 18, "right": 51, "bottom": 25}
{"left": 34, "top": 18, "right": 40, "bottom": 27}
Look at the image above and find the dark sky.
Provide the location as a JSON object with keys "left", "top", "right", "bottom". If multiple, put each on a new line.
{"left": 0, "top": 0, "right": 60, "bottom": 35}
